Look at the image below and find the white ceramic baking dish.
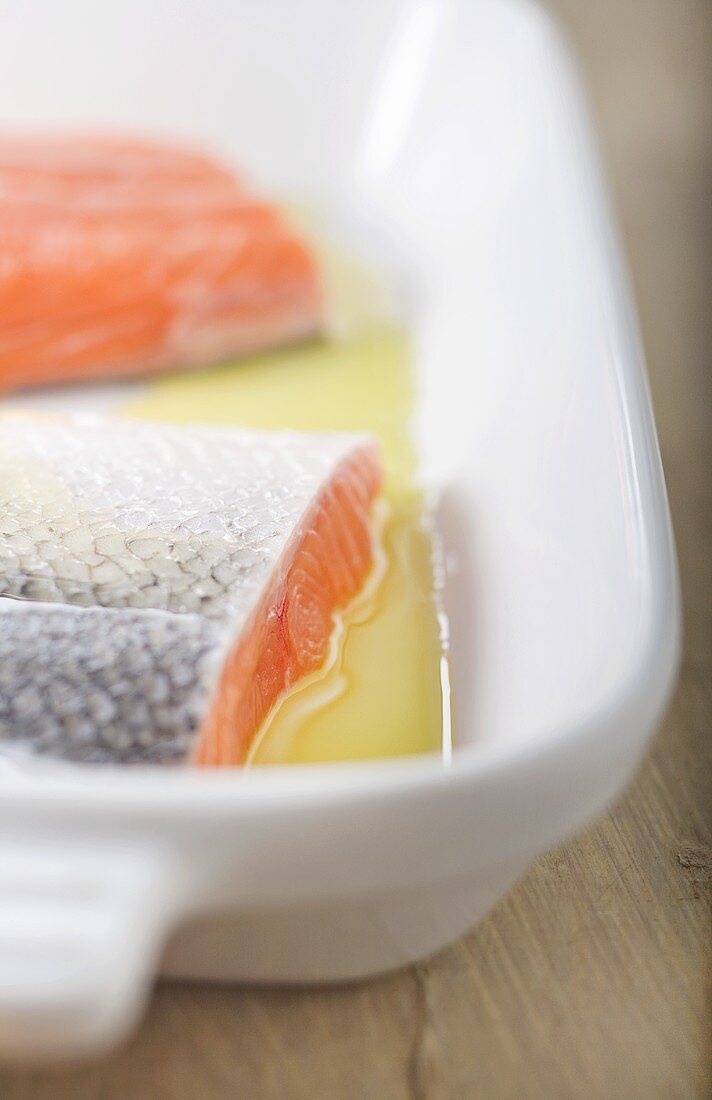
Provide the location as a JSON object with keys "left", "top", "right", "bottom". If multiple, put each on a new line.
{"left": 0, "top": 0, "right": 679, "bottom": 1061}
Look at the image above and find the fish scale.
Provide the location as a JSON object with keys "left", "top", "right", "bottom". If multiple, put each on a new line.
{"left": 0, "top": 602, "right": 219, "bottom": 763}
{"left": 0, "top": 417, "right": 353, "bottom": 616}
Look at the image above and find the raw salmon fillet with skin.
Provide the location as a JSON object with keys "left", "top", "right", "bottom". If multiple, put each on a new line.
{"left": 0, "top": 415, "right": 381, "bottom": 765}
{"left": 0, "top": 135, "right": 322, "bottom": 391}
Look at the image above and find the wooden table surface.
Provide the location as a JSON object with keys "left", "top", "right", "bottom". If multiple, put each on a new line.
{"left": 2, "top": 3, "right": 710, "bottom": 1097}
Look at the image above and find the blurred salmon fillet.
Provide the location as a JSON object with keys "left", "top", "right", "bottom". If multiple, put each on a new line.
{"left": 0, "top": 135, "right": 322, "bottom": 390}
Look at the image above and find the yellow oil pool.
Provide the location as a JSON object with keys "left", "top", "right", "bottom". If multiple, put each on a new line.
{"left": 126, "top": 271, "right": 449, "bottom": 764}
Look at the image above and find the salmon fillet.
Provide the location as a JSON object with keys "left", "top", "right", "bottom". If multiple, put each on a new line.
{"left": 0, "top": 416, "right": 381, "bottom": 765}
{"left": 0, "top": 136, "right": 321, "bottom": 390}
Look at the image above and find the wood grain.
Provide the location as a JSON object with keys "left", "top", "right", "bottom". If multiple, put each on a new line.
{"left": 1, "top": 2, "right": 710, "bottom": 1097}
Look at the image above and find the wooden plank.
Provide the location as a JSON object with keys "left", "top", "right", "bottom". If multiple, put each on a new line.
{"left": 1, "top": 2, "right": 709, "bottom": 1096}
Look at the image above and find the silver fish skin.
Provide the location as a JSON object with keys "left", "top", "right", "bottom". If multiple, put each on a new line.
{"left": 0, "top": 414, "right": 373, "bottom": 765}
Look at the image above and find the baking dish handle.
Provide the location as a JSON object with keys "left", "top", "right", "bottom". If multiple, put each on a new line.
{"left": 0, "top": 836, "right": 183, "bottom": 1062}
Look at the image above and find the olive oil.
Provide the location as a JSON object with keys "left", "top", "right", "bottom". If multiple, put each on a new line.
{"left": 126, "top": 281, "right": 448, "bottom": 763}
